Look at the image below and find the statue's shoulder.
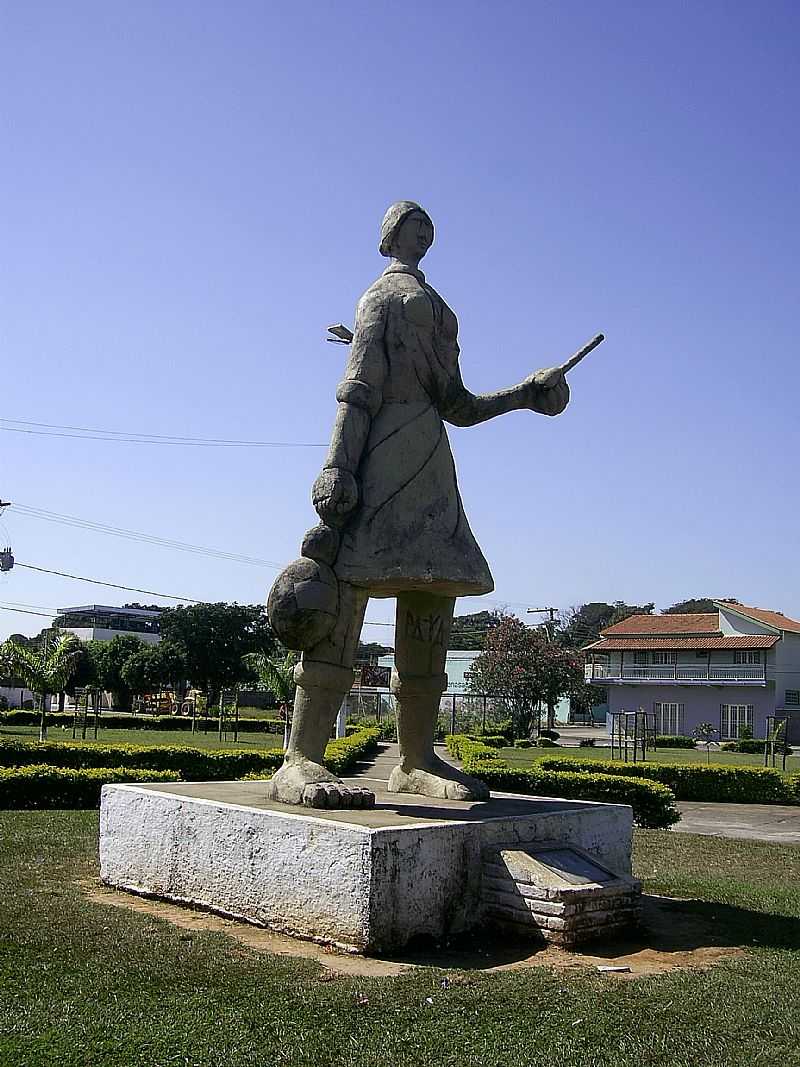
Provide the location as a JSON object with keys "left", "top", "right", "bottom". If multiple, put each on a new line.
{"left": 355, "top": 274, "right": 402, "bottom": 320}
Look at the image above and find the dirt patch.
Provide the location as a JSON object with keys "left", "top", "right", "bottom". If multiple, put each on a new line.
{"left": 82, "top": 882, "right": 745, "bottom": 980}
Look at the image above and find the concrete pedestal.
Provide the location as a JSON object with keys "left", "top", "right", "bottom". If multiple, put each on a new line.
{"left": 100, "top": 778, "right": 637, "bottom": 953}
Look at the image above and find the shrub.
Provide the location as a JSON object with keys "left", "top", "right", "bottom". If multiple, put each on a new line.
{"left": 534, "top": 737, "right": 559, "bottom": 748}
{"left": 539, "top": 729, "right": 560, "bottom": 741}
{"left": 0, "top": 728, "right": 380, "bottom": 782}
{"left": 319, "top": 728, "right": 381, "bottom": 775}
{"left": 446, "top": 736, "right": 679, "bottom": 828}
{"left": 0, "top": 709, "right": 286, "bottom": 734}
{"left": 514, "top": 739, "right": 534, "bottom": 748}
{"left": 579, "top": 738, "right": 597, "bottom": 747}
{"left": 464, "top": 761, "right": 678, "bottom": 830}
{"left": 654, "top": 735, "right": 696, "bottom": 749}
{"left": 0, "top": 765, "right": 182, "bottom": 810}
{"left": 534, "top": 755, "right": 797, "bottom": 805}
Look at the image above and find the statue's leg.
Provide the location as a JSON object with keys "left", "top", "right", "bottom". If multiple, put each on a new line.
{"left": 387, "top": 591, "right": 489, "bottom": 802}
{"left": 264, "top": 582, "right": 375, "bottom": 809}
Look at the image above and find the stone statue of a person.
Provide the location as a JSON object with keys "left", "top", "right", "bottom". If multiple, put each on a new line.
{"left": 266, "top": 201, "right": 570, "bottom": 808}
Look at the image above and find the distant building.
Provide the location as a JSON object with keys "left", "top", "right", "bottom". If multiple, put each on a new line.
{"left": 54, "top": 604, "right": 162, "bottom": 646}
{"left": 583, "top": 601, "right": 800, "bottom": 741}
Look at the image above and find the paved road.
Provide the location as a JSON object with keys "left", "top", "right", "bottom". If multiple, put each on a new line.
{"left": 357, "top": 744, "right": 800, "bottom": 845}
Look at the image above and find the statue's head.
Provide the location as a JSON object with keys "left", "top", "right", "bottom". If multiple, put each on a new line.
{"left": 379, "top": 201, "right": 434, "bottom": 260}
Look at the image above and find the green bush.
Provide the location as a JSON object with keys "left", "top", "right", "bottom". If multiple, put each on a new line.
{"left": 0, "top": 709, "right": 286, "bottom": 733}
{"left": 514, "top": 739, "right": 534, "bottom": 748}
{"left": 578, "top": 738, "right": 596, "bottom": 747}
{"left": 446, "top": 735, "right": 679, "bottom": 828}
{"left": 534, "top": 737, "right": 559, "bottom": 747}
{"left": 0, "top": 728, "right": 380, "bottom": 782}
{"left": 535, "top": 755, "right": 797, "bottom": 805}
{"left": 539, "top": 729, "right": 560, "bottom": 741}
{"left": 0, "top": 765, "right": 182, "bottom": 809}
{"left": 465, "top": 760, "right": 678, "bottom": 829}
{"left": 654, "top": 735, "right": 696, "bottom": 749}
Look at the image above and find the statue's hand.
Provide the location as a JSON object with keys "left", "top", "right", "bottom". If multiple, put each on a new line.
{"left": 524, "top": 367, "right": 570, "bottom": 416}
{"left": 312, "top": 467, "right": 359, "bottom": 523}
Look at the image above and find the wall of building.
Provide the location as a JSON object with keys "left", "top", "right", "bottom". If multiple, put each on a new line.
{"left": 718, "top": 606, "right": 775, "bottom": 636}
{"left": 61, "top": 626, "right": 161, "bottom": 646}
{"left": 771, "top": 631, "right": 800, "bottom": 709}
{"left": 605, "top": 684, "right": 775, "bottom": 738}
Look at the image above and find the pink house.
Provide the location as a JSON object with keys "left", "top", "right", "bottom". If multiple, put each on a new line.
{"left": 583, "top": 602, "right": 800, "bottom": 742}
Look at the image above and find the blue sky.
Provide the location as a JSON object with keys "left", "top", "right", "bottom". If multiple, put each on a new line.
{"left": 2, "top": 0, "right": 799, "bottom": 641}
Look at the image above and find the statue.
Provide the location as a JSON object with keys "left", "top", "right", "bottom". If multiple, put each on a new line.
{"left": 267, "top": 201, "right": 592, "bottom": 809}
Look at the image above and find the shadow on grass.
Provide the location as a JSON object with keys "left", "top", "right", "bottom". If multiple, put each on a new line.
{"left": 378, "top": 894, "right": 800, "bottom": 971}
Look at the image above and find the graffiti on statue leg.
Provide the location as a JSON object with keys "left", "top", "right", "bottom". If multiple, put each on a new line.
{"left": 404, "top": 610, "right": 445, "bottom": 647}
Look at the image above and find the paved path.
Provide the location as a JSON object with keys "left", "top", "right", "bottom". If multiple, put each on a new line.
{"left": 673, "top": 801, "right": 800, "bottom": 844}
{"left": 356, "top": 744, "right": 800, "bottom": 845}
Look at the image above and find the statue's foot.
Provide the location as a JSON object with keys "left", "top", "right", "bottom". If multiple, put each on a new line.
{"left": 264, "top": 759, "right": 375, "bottom": 809}
{"left": 387, "top": 755, "right": 490, "bottom": 802}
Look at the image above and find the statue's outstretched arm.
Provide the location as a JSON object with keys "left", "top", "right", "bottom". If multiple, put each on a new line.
{"left": 440, "top": 362, "right": 570, "bottom": 427}
{"left": 312, "top": 294, "right": 387, "bottom": 524}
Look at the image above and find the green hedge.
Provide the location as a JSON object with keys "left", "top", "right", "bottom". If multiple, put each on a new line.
{"left": 1, "top": 710, "right": 285, "bottom": 733}
{"left": 654, "top": 735, "right": 696, "bottom": 749}
{"left": 446, "top": 736, "right": 679, "bottom": 829}
{"left": 0, "top": 765, "right": 181, "bottom": 809}
{"left": 535, "top": 755, "right": 798, "bottom": 805}
{"left": 0, "top": 728, "right": 380, "bottom": 782}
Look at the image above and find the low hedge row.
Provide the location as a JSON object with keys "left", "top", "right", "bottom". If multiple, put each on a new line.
{"left": 535, "top": 755, "right": 799, "bottom": 805}
{"left": 0, "top": 765, "right": 182, "bottom": 809}
{"left": 654, "top": 735, "right": 696, "bottom": 749}
{"left": 0, "top": 728, "right": 381, "bottom": 783}
{"left": 445, "top": 736, "right": 679, "bottom": 829}
{"left": 1, "top": 710, "right": 285, "bottom": 733}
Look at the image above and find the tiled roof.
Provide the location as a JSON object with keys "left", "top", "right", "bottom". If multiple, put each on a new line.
{"left": 585, "top": 635, "right": 779, "bottom": 652}
{"left": 715, "top": 603, "right": 800, "bottom": 634}
{"left": 601, "top": 614, "right": 720, "bottom": 636}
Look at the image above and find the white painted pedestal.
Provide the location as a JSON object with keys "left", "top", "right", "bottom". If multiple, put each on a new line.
{"left": 100, "top": 779, "right": 636, "bottom": 953}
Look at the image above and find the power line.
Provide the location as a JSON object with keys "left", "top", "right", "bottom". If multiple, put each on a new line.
{"left": 0, "top": 604, "right": 56, "bottom": 619}
{"left": 0, "top": 418, "right": 327, "bottom": 449}
{"left": 15, "top": 563, "right": 201, "bottom": 604}
{"left": 10, "top": 504, "right": 282, "bottom": 569}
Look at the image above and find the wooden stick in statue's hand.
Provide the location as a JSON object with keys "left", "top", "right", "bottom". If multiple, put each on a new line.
{"left": 536, "top": 333, "right": 605, "bottom": 389}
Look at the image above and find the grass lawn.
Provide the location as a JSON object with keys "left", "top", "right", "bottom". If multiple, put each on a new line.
{"left": 2, "top": 814, "right": 800, "bottom": 1066}
{"left": 501, "top": 745, "right": 800, "bottom": 773}
{"left": 0, "top": 724, "right": 285, "bottom": 750}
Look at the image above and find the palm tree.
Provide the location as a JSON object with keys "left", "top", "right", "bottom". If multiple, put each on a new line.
{"left": 243, "top": 650, "right": 298, "bottom": 748}
{"left": 0, "top": 633, "right": 84, "bottom": 741}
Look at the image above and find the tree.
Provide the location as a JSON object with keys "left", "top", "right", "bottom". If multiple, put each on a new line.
{"left": 243, "top": 650, "right": 298, "bottom": 706}
{"left": 558, "top": 602, "right": 655, "bottom": 648}
{"left": 569, "top": 678, "right": 606, "bottom": 722}
{"left": 159, "top": 603, "right": 275, "bottom": 705}
{"left": 0, "top": 633, "right": 84, "bottom": 740}
{"left": 663, "top": 597, "right": 739, "bottom": 614}
{"left": 465, "top": 616, "right": 584, "bottom": 737}
{"left": 90, "top": 634, "right": 150, "bottom": 711}
{"left": 449, "top": 610, "right": 506, "bottom": 650}
{"left": 120, "top": 641, "right": 187, "bottom": 701}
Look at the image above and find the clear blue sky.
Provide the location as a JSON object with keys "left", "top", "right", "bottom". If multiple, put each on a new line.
{"left": 2, "top": 0, "right": 799, "bottom": 641}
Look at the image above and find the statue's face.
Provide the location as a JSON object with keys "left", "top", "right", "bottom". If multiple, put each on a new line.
{"left": 391, "top": 211, "right": 434, "bottom": 260}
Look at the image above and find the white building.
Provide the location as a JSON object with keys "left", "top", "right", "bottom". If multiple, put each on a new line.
{"left": 54, "top": 604, "right": 162, "bottom": 646}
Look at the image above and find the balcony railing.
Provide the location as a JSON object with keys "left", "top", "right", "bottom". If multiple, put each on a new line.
{"left": 586, "top": 664, "right": 765, "bottom": 683}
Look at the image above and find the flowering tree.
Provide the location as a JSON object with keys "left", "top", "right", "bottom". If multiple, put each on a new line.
{"left": 465, "top": 615, "right": 584, "bottom": 736}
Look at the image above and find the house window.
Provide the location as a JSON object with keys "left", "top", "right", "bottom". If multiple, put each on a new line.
{"left": 720, "top": 704, "right": 754, "bottom": 739}
{"left": 733, "top": 651, "right": 760, "bottom": 664}
{"left": 654, "top": 702, "right": 684, "bottom": 735}
{"left": 651, "top": 652, "right": 678, "bottom": 665}
{"left": 633, "top": 652, "right": 649, "bottom": 665}
{"left": 786, "top": 690, "right": 800, "bottom": 707}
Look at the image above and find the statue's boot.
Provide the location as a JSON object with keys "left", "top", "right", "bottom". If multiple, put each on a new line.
{"left": 264, "top": 660, "right": 375, "bottom": 809}
{"left": 387, "top": 671, "right": 490, "bottom": 802}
